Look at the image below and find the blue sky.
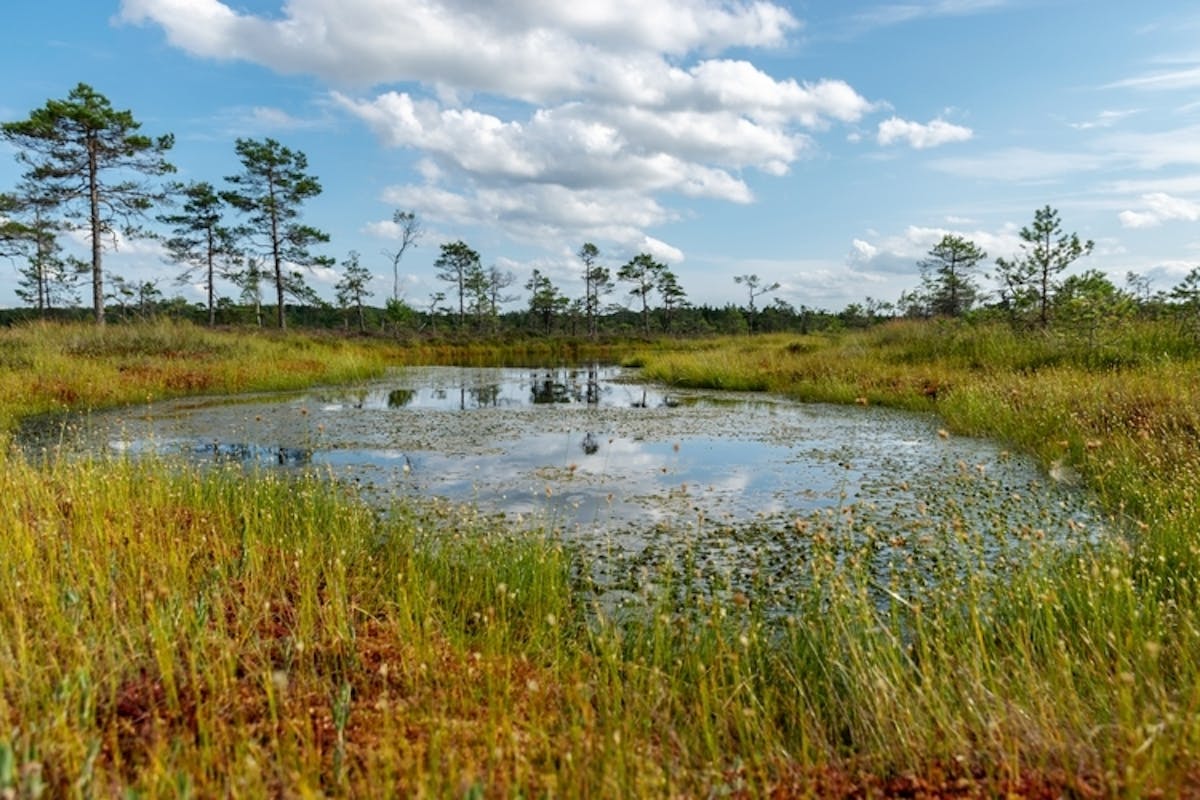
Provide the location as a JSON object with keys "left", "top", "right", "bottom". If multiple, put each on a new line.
{"left": 3, "top": 1, "right": 1200, "bottom": 312}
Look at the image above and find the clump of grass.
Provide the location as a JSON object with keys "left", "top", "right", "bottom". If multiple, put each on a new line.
{"left": 624, "top": 320, "right": 1200, "bottom": 791}
{"left": 0, "top": 448, "right": 1191, "bottom": 795}
{"left": 0, "top": 450, "right": 588, "bottom": 795}
{"left": 0, "top": 321, "right": 395, "bottom": 433}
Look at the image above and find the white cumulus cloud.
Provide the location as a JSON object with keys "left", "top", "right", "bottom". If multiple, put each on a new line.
{"left": 119, "top": 0, "right": 803, "bottom": 99}
{"left": 1119, "top": 192, "right": 1200, "bottom": 228}
{"left": 877, "top": 116, "right": 973, "bottom": 149}
{"left": 849, "top": 239, "right": 879, "bottom": 264}
{"left": 120, "top": 0, "right": 885, "bottom": 261}
{"left": 849, "top": 224, "right": 1022, "bottom": 275}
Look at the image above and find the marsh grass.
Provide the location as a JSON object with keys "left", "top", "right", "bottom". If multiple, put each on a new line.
{"left": 629, "top": 320, "right": 1200, "bottom": 791}
{"left": 2, "top": 319, "right": 1200, "bottom": 794}
{"left": 0, "top": 321, "right": 395, "bottom": 434}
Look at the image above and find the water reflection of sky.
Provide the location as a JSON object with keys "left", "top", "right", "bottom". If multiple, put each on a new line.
{"left": 31, "top": 365, "right": 1103, "bottom": 540}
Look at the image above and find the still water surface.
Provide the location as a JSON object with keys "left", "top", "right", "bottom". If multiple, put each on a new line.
{"left": 32, "top": 365, "right": 1102, "bottom": 546}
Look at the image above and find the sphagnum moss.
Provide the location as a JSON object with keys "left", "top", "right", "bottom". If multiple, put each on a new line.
{"left": 1, "top": 318, "right": 1200, "bottom": 794}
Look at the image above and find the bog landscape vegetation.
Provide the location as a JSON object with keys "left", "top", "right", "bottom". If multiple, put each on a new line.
{"left": 3, "top": 85, "right": 1200, "bottom": 796}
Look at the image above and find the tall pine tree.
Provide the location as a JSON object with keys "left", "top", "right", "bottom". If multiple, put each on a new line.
{"left": 2, "top": 83, "right": 175, "bottom": 323}
{"left": 159, "top": 181, "right": 237, "bottom": 326}
{"left": 223, "top": 138, "right": 330, "bottom": 330}
{"left": 618, "top": 253, "right": 665, "bottom": 335}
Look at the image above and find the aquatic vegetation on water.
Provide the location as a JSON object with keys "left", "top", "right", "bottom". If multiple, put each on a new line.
{"left": 23, "top": 366, "right": 1108, "bottom": 617}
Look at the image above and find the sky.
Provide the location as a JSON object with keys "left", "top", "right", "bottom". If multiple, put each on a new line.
{"left": 3, "top": 1, "right": 1200, "bottom": 313}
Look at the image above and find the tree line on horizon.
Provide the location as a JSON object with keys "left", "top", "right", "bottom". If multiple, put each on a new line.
{"left": 4, "top": 83, "right": 1200, "bottom": 341}
{"left": 0, "top": 83, "right": 704, "bottom": 339}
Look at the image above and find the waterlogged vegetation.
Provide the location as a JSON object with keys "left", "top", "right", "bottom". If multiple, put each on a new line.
{"left": 0, "top": 321, "right": 618, "bottom": 433}
{"left": 0, "top": 321, "right": 390, "bottom": 432}
{"left": 35, "top": 364, "right": 1107, "bottom": 622}
{"left": 2, "top": 319, "right": 1200, "bottom": 795}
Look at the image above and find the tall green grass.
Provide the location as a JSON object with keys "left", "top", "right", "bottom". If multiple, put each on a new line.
{"left": 2, "top": 318, "right": 1199, "bottom": 794}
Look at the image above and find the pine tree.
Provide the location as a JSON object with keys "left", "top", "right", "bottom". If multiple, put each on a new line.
{"left": 2, "top": 83, "right": 175, "bottom": 323}
{"left": 657, "top": 268, "right": 688, "bottom": 332}
{"left": 433, "top": 240, "right": 481, "bottom": 329}
{"left": 223, "top": 138, "right": 330, "bottom": 329}
{"left": 526, "top": 269, "right": 568, "bottom": 334}
{"left": 334, "top": 250, "right": 374, "bottom": 332}
{"left": 579, "top": 242, "right": 612, "bottom": 340}
{"left": 995, "top": 206, "right": 1093, "bottom": 328}
{"left": 4, "top": 182, "right": 81, "bottom": 313}
{"left": 384, "top": 210, "right": 422, "bottom": 302}
{"left": 158, "top": 181, "right": 237, "bottom": 326}
{"left": 618, "top": 253, "right": 665, "bottom": 335}
{"left": 733, "top": 273, "right": 780, "bottom": 333}
{"left": 918, "top": 234, "right": 986, "bottom": 317}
